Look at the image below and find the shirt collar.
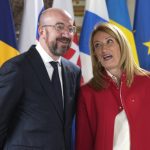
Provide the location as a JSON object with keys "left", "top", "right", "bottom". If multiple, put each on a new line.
{"left": 106, "top": 69, "right": 121, "bottom": 87}
{"left": 36, "top": 42, "right": 61, "bottom": 65}
{"left": 106, "top": 70, "right": 115, "bottom": 79}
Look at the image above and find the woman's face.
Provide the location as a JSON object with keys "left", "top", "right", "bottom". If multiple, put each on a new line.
{"left": 93, "top": 31, "right": 121, "bottom": 73}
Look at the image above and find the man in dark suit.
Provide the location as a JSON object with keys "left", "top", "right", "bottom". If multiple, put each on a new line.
{"left": 0, "top": 8, "right": 81, "bottom": 150}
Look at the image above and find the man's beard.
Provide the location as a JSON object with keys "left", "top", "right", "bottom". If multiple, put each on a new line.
{"left": 49, "top": 37, "right": 71, "bottom": 56}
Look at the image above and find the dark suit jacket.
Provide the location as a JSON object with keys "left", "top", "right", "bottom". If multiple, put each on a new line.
{"left": 0, "top": 46, "right": 81, "bottom": 150}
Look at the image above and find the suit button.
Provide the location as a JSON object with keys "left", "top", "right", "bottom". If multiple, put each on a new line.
{"left": 131, "top": 99, "right": 135, "bottom": 102}
{"left": 119, "top": 106, "right": 123, "bottom": 110}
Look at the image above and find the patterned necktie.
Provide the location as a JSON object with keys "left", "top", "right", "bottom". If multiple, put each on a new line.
{"left": 50, "top": 61, "right": 63, "bottom": 109}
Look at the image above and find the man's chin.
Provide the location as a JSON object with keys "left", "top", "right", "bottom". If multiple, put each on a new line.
{"left": 54, "top": 50, "right": 68, "bottom": 56}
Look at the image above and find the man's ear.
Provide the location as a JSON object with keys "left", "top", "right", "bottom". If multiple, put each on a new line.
{"left": 38, "top": 26, "right": 46, "bottom": 39}
{"left": 38, "top": 26, "right": 44, "bottom": 36}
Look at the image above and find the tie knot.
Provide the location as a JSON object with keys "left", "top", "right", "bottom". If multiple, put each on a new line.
{"left": 50, "top": 61, "right": 58, "bottom": 69}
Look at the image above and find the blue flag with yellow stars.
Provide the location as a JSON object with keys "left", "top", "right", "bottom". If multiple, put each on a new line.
{"left": 134, "top": 0, "right": 150, "bottom": 70}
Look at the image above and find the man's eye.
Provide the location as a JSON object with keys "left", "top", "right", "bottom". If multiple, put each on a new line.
{"left": 56, "top": 25, "right": 64, "bottom": 30}
{"left": 68, "top": 28, "right": 73, "bottom": 32}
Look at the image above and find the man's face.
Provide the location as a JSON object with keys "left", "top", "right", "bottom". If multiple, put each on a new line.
{"left": 42, "top": 15, "right": 74, "bottom": 57}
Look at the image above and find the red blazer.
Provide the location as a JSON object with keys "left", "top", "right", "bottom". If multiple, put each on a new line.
{"left": 76, "top": 73, "right": 150, "bottom": 150}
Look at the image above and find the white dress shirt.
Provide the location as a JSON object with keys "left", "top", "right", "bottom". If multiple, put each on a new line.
{"left": 113, "top": 110, "right": 130, "bottom": 150}
{"left": 36, "top": 43, "right": 64, "bottom": 104}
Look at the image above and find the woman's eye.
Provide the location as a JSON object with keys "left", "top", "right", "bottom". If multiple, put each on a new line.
{"left": 107, "top": 39, "right": 113, "bottom": 44}
{"left": 94, "top": 43, "right": 102, "bottom": 49}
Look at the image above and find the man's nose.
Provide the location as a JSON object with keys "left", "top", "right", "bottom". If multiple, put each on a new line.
{"left": 61, "top": 30, "right": 72, "bottom": 38}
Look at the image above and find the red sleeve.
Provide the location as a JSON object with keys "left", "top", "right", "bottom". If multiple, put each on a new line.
{"left": 75, "top": 88, "right": 94, "bottom": 150}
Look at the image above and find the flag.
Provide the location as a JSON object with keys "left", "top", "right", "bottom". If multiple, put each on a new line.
{"left": 0, "top": 0, "right": 19, "bottom": 66}
{"left": 106, "top": 0, "right": 139, "bottom": 65}
{"left": 134, "top": 0, "right": 150, "bottom": 70}
{"left": 52, "top": 0, "right": 81, "bottom": 67}
{"left": 79, "top": 0, "right": 109, "bottom": 83}
{"left": 18, "top": 0, "right": 44, "bottom": 53}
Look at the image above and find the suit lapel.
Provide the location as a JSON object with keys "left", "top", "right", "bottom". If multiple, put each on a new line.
{"left": 26, "top": 46, "right": 64, "bottom": 122}
{"left": 61, "top": 58, "right": 74, "bottom": 125}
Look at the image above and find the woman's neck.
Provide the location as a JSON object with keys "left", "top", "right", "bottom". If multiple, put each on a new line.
{"left": 106, "top": 69, "right": 122, "bottom": 86}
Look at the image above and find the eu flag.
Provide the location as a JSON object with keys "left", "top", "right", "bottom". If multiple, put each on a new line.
{"left": 0, "top": 0, "right": 19, "bottom": 66}
{"left": 134, "top": 0, "right": 150, "bottom": 70}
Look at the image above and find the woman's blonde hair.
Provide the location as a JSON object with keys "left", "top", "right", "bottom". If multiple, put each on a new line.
{"left": 89, "top": 22, "right": 149, "bottom": 90}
